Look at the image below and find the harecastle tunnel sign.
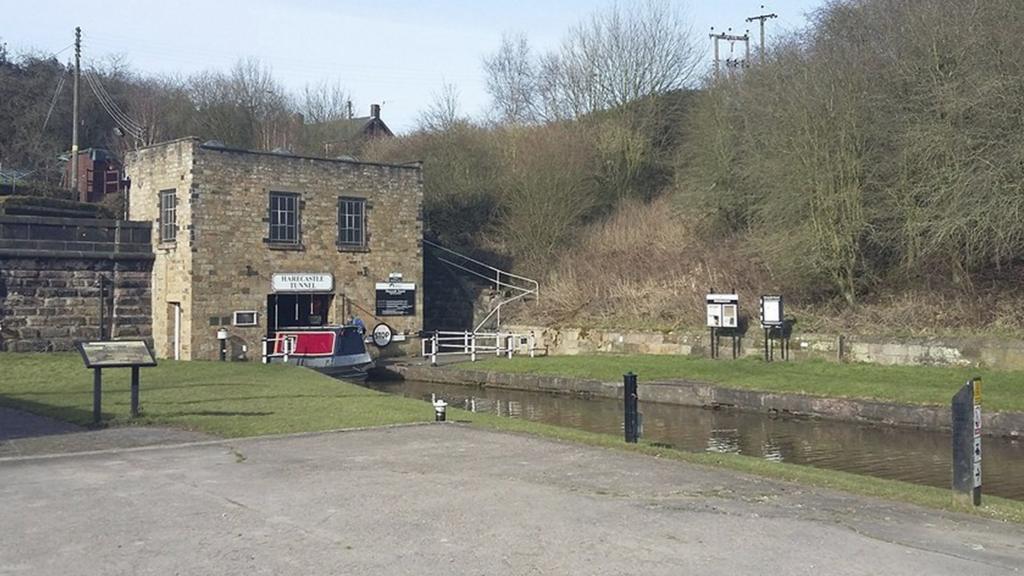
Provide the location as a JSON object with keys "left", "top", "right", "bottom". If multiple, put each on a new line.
{"left": 272, "top": 273, "right": 334, "bottom": 293}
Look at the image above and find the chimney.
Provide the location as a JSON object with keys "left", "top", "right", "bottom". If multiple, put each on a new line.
{"left": 370, "top": 104, "right": 380, "bottom": 119}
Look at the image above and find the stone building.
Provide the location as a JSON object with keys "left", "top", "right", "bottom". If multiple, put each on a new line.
{"left": 125, "top": 137, "right": 423, "bottom": 361}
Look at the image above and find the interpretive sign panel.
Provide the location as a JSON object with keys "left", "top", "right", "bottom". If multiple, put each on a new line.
{"left": 76, "top": 340, "right": 157, "bottom": 368}
{"left": 706, "top": 293, "right": 738, "bottom": 328}
{"left": 722, "top": 304, "right": 738, "bottom": 328}
{"left": 760, "top": 295, "right": 783, "bottom": 327}
{"left": 375, "top": 282, "right": 416, "bottom": 316}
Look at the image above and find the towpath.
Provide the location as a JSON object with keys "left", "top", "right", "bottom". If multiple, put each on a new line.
{"left": 1, "top": 423, "right": 1021, "bottom": 575}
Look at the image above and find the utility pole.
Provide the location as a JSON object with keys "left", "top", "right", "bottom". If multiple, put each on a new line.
{"left": 71, "top": 26, "right": 81, "bottom": 200}
{"left": 746, "top": 6, "right": 778, "bottom": 64}
{"left": 709, "top": 27, "right": 750, "bottom": 79}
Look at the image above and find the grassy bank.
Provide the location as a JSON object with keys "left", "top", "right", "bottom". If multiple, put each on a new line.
{"left": 2, "top": 352, "right": 1022, "bottom": 524}
{"left": 0, "top": 353, "right": 432, "bottom": 437}
{"left": 463, "top": 355, "right": 1024, "bottom": 412}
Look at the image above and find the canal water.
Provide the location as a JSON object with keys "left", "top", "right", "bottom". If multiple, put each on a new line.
{"left": 365, "top": 379, "right": 1024, "bottom": 501}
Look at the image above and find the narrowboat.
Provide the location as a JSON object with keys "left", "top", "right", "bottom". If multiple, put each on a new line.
{"left": 265, "top": 325, "right": 374, "bottom": 381}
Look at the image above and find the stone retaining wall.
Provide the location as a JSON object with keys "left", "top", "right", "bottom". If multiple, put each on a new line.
{"left": 506, "top": 324, "right": 1024, "bottom": 370}
{"left": 394, "top": 364, "right": 1024, "bottom": 439}
{"left": 0, "top": 256, "right": 153, "bottom": 351}
{"left": 0, "top": 216, "right": 153, "bottom": 352}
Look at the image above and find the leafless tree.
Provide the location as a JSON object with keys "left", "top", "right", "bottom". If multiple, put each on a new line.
{"left": 484, "top": 1, "right": 702, "bottom": 123}
{"left": 482, "top": 34, "right": 538, "bottom": 124}
{"left": 417, "top": 81, "right": 463, "bottom": 132}
{"left": 186, "top": 58, "right": 294, "bottom": 150}
{"left": 299, "top": 80, "right": 352, "bottom": 124}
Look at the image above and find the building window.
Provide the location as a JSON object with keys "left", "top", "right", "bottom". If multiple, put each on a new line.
{"left": 233, "top": 310, "right": 258, "bottom": 326}
{"left": 269, "top": 192, "right": 300, "bottom": 244}
{"left": 338, "top": 197, "right": 366, "bottom": 248}
{"left": 159, "top": 189, "right": 177, "bottom": 243}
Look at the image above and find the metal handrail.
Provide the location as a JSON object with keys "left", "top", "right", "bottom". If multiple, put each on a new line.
{"left": 422, "top": 330, "right": 542, "bottom": 365}
{"left": 423, "top": 238, "right": 539, "bottom": 291}
{"left": 423, "top": 239, "right": 540, "bottom": 333}
{"left": 474, "top": 290, "right": 532, "bottom": 333}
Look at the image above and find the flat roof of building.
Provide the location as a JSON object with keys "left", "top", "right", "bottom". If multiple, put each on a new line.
{"left": 130, "top": 137, "right": 422, "bottom": 171}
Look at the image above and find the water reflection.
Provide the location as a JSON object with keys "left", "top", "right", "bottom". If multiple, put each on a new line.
{"left": 365, "top": 379, "right": 1024, "bottom": 500}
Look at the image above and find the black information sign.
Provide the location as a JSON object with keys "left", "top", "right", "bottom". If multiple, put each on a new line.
{"left": 77, "top": 340, "right": 157, "bottom": 368}
{"left": 375, "top": 282, "right": 416, "bottom": 316}
{"left": 75, "top": 340, "right": 157, "bottom": 423}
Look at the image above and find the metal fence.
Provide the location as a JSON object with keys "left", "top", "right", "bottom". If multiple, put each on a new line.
{"left": 0, "top": 215, "right": 151, "bottom": 255}
{"left": 421, "top": 330, "right": 545, "bottom": 365}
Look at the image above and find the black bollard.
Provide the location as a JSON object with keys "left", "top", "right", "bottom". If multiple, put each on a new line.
{"left": 624, "top": 372, "right": 639, "bottom": 443}
{"left": 130, "top": 366, "right": 140, "bottom": 418}
{"left": 951, "top": 378, "right": 982, "bottom": 506}
{"left": 92, "top": 367, "right": 102, "bottom": 424}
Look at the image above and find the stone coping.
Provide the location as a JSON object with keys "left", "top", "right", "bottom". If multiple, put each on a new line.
{"left": 393, "top": 364, "right": 1024, "bottom": 439}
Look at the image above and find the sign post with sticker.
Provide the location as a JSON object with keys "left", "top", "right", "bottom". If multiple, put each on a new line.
{"left": 951, "top": 377, "right": 982, "bottom": 506}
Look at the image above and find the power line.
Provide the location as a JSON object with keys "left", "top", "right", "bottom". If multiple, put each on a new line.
{"left": 83, "top": 68, "right": 144, "bottom": 140}
{"left": 84, "top": 66, "right": 144, "bottom": 132}
{"left": 41, "top": 73, "right": 66, "bottom": 134}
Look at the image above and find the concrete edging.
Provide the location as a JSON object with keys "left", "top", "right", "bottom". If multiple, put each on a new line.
{"left": 393, "top": 364, "right": 1024, "bottom": 439}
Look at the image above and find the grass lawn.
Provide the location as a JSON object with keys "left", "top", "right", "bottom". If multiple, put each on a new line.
{"left": 2, "top": 352, "right": 1023, "bottom": 523}
{"left": 463, "top": 355, "right": 1024, "bottom": 412}
{"left": 0, "top": 352, "right": 433, "bottom": 437}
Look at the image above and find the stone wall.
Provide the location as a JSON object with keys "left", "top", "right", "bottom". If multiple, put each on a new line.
{"left": 126, "top": 138, "right": 424, "bottom": 360}
{"left": 125, "top": 139, "right": 196, "bottom": 359}
{"left": 508, "top": 324, "right": 1024, "bottom": 370}
{"left": 0, "top": 217, "right": 153, "bottom": 352}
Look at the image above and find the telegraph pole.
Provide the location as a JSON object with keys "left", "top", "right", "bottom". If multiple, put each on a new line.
{"left": 709, "top": 27, "right": 750, "bottom": 79}
{"left": 71, "top": 26, "right": 81, "bottom": 199}
{"left": 746, "top": 6, "right": 778, "bottom": 64}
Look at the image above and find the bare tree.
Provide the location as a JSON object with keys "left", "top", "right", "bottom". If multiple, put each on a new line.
{"left": 483, "top": 34, "right": 538, "bottom": 124}
{"left": 299, "top": 80, "right": 352, "bottom": 124}
{"left": 418, "top": 81, "right": 464, "bottom": 132}
{"left": 484, "top": 1, "right": 701, "bottom": 123}
{"left": 188, "top": 58, "right": 295, "bottom": 150}
{"left": 558, "top": 0, "right": 701, "bottom": 115}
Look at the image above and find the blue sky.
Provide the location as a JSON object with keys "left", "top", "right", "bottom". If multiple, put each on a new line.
{"left": 2, "top": 0, "right": 824, "bottom": 133}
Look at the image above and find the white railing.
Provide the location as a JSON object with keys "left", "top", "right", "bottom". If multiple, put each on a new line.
{"left": 421, "top": 330, "right": 545, "bottom": 366}
{"left": 423, "top": 239, "right": 539, "bottom": 332}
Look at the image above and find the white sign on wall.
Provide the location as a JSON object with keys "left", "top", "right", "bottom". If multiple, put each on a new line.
{"left": 271, "top": 273, "right": 334, "bottom": 293}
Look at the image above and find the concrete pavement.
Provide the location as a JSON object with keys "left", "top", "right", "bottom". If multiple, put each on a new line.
{"left": 0, "top": 406, "right": 211, "bottom": 458}
{"left": 1, "top": 423, "right": 1022, "bottom": 575}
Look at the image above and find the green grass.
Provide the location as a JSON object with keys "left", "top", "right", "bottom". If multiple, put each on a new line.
{"left": 2, "top": 352, "right": 1022, "bottom": 524}
{"left": 0, "top": 353, "right": 432, "bottom": 437}
{"left": 463, "top": 355, "right": 1024, "bottom": 412}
